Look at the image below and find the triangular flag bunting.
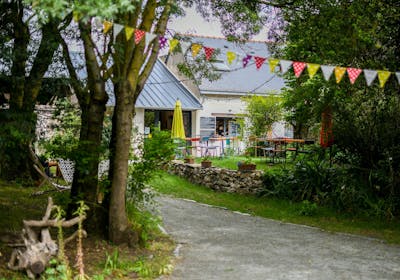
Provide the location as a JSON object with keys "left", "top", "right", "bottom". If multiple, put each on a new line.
{"left": 113, "top": 24, "right": 124, "bottom": 42}
{"left": 73, "top": 11, "right": 81, "bottom": 22}
{"left": 226, "top": 51, "right": 236, "bottom": 65}
{"left": 268, "top": 58, "right": 280, "bottom": 73}
{"left": 363, "top": 70, "right": 378, "bottom": 86}
{"left": 395, "top": 72, "right": 400, "bottom": 85}
{"left": 242, "top": 55, "right": 252, "bottom": 68}
{"left": 334, "top": 67, "right": 346, "bottom": 83}
{"left": 203, "top": 46, "right": 215, "bottom": 60}
{"left": 321, "top": 65, "right": 335, "bottom": 81}
{"left": 293, "top": 61, "right": 306, "bottom": 78}
{"left": 103, "top": 21, "right": 113, "bottom": 34}
{"left": 254, "top": 56, "right": 266, "bottom": 70}
{"left": 377, "top": 70, "right": 391, "bottom": 88}
{"left": 159, "top": 36, "right": 168, "bottom": 49}
{"left": 347, "top": 68, "right": 362, "bottom": 84}
{"left": 307, "top": 63, "right": 320, "bottom": 79}
{"left": 169, "top": 38, "right": 179, "bottom": 53}
{"left": 191, "top": 44, "right": 202, "bottom": 58}
{"left": 280, "top": 60, "right": 293, "bottom": 74}
{"left": 134, "top": 29, "right": 145, "bottom": 44}
{"left": 125, "top": 26, "right": 134, "bottom": 40}
{"left": 180, "top": 41, "right": 191, "bottom": 55}
{"left": 145, "top": 32, "right": 157, "bottom": 46}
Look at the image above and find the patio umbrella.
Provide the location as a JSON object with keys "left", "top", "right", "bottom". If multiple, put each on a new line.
{"left": 171, "top": 99, "right": 186, "bottom": 140}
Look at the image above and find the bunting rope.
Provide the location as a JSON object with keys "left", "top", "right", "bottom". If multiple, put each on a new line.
{"left": 80, "top": 15, "right": 400, "bottom": 89}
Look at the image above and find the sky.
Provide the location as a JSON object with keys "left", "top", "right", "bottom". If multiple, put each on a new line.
{"left": 167, "top": 7, "right": 268, "bottom": 41}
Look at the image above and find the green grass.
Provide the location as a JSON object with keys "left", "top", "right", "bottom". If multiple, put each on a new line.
{"left": 150, "top": 171, "right": 400, "bottom": 244}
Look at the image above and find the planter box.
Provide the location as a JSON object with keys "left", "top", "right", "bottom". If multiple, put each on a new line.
{"left": 201, "top": 160, "right": 212, "bottom": 168}
{"left": 184, "top": 158, "right": 195, "bottom": 164}
{"left": 238, "top": 163, "right": 256, "bottom": 171}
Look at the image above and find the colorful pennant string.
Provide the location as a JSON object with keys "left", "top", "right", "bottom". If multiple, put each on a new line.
{"left": 169, "top": 38, "right": 179, "bottom": 53}
{"left": 254, "top": 57, "right": 266, "bottom": 70}
{"left": 334, "top": 67, "right": 346, "bottom": 83}
{"left": 125, "top": 26, "right": 134, "bottom": 40}
{"left": 363, "top": 70, "right": 378, "bottom": 86}
{"left": 307, "top": 63, "right": 320, "bottom": 79}
{"left": 396, "top": 72, "right": 400, "bottom": 84}
{"left": 321, "top": 65, "right": 335, "bottom": 81}
{"left": 347, "top": 68, "right": 362, "bottom": 84}
{"left": 113, "top": 24, "right": 124, "bottom": 42}
{"left": 203, "top": 46, "right": 215, "bottom": 60}
{"left": 242, "top": 55, "right": 252, "bottom": 68}
{"left": 226, "top": 51, "right": 236, "bottom": 65}
{"left": 280, "top": 60, "right": 292, "bottom": 74}
{"left": 269, "top": 58, "right": 280, "bottom": 73}
{"left": 103, "top": 21, "right": 113, "bottom": 34}
{"left": 134, "top": 29, "right": 146, "bottom": 44}
{"left": 293, "top": 62, "right": 307, "bottom": 78}
{"left": 73, "top": 11, "right": 81, "bottom": 22}
{"left": 145, "top": 32, "right": 157, "bottom": 46}
{"left": 377, "top": 71, "right": 391, "bottom": 88}
{"left": 159, "top": 36, "right": 168, "bottom": 49}
{"left": 191, "top": 44, "right": 202, "bottom": 58}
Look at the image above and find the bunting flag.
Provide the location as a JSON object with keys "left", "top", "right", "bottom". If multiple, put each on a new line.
{"left": 145, "top": 32, "right": 157, "bottom": 46}
{"left": 180, "top": 41, "right": 191, "bottom": 55}
{"left": 307, "top": 63, "right": 320, "bottom": 79}
{"left": 169, "top": 38, "right": 179, "bottom": 53}
{"left": 191, "top": 44, "right": 202, "bottom": 58}
{"left": 363, "top": 69, "right": 377, "bottom": 86}
{"left": 113, "top": 24, "right": 124, "bottom": 42}
{"left": 347, "top": 68, "right": 362, "bottom": 84}
{"left": 334, "top": 67, "right": 346, "bottom": 83}
{"left": 203, "top": 46, "right": 215, "bottom": 60}
{"left": 269, "top": 58, "right": 280, "bottom": 73}
{"left": 125, "top": 26, "right": 134, "bottom": 40}
{"left": 293, "top": 61, "right": 307, "bottom": 78}
{"left": 321, "top": 65, "right": 335, "bottom": 81}
{"left": 103, "top": 21, "right": 113, "bottom": 34}
{"left": 377, "top": 70, "right": 391, "bottom": 88}
{"left": 134, "top": 29, "right": 145, "bottom": 44}
{"left": 396, "top": 72, "right": 400, "bottom": 84}
{"left": 159, "top": 36, "right": 168, "bottom": 49}
{"left": 254, "top": 56, "right": 266, "bottom": 70}
{"left": 280, "top": 60, "right": 292, "bottom": 74}
{"left": 226, "top": 51, "right": 236, "bottom": 65}
{"left": 73, "top": 11, "right": 81, "bottom": 22}
{"left": 242, "top": 55, "right": 252, "bottom": 68}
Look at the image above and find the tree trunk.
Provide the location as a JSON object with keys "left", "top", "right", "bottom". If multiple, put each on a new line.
{"left": 107, "top": 81, "right": 138, "bottom": 245}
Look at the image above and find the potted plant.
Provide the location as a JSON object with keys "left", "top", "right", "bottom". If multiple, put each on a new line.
{"left": 201, "top": 155, "right": 212, "bottom": 168}
{"left": 184, "top": 155, "right": 195, "bottom": 164}
{"left": 237, "top": 156, "right": 256, "bottom": 171}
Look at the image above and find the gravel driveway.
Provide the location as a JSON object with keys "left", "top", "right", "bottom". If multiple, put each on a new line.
{"left": 156, "top": 196, "right": 400, "bottom": 280}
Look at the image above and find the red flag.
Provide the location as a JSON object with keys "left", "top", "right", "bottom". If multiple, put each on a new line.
{"left": 134, "top": 29, "right": 145, "bottom": 44}
{"left": 346, "top": 68, "right": 362, "bottom": 84}
{"left": 203, "top": 46, "right": 215, "bottom": 60}
{"left": 293, "top": 61, "right": 306, "bottom": 78}
{"left": 254, "top": 56, "right": 266, "bottom": 70}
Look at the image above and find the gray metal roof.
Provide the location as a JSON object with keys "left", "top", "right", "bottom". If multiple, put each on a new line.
{"left": 188, "top": 37, "right": 285, "bottom": 95}
{"left": 135, "top": 59, "right": 202, "bottom": 111}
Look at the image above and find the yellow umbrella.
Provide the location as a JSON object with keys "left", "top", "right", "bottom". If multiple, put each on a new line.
{"left": 171, "top": 99, "right": 186, "bottom": 140}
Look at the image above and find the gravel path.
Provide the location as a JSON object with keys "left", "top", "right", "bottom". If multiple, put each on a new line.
{"left": 156, "top": 196, "right": 400, "bottom": 280}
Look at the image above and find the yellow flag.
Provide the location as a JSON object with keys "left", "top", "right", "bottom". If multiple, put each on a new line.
{"left": 269, "top": 58, "right": 280, "bottom": 73}
{"left": 307, "top": 63, "right": 320, "bottom": 79}
{"left": 226, "top": 51, "right": 236, "bottom": 65}
{"left": 335, "top": 67, "right": 346, "bottom": 83}
{"left": 169, "top": 39, "right": 179, "bottom": 53}
{"left": 125, "top": 26, "right": 134, "bottom": 40}
{"left": 191, "top": 44, "right": 202, "bottom": 58}
{"left": 377, "top": 70, "right": 391, "bottom": 88}
{"left": 73, "top": 11, "right": 81, "bottom": 22}
{"left": 103, "top": 21, "right": 113, "bottom": 34}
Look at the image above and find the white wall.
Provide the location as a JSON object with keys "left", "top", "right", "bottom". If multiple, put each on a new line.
{"left": 133, "top": 108, "right": 145, "bottom": 134}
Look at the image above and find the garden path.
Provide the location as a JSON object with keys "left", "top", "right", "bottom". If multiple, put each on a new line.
{"left": 156, "top": 195, "right": 400, "bottom": 280}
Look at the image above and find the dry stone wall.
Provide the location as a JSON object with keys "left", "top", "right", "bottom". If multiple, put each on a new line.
{"left": 168, "top": 161, "right": 264, "bottom": 195}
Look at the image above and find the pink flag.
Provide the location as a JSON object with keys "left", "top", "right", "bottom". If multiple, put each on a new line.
{"left": 254, "top": 56, "right": 266, "bottom": 70}
{"left": 134, "top": 29, "right": 145, "bottom": 44}
{"left": 346, "top": 68, "right": 362, "bottom": 84}
{"left": 293, "top": 61, "right": 306, "bottom": 78}
{"left": 203, "top": 46, "right": 215, "bottom": 60}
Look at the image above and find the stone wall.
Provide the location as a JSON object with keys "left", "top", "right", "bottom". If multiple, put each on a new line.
{"left": 167, "top": 161, "right": 264, "bottom": 195}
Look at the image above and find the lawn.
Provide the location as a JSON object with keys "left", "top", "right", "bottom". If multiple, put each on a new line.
{"left": 150, "top": 171, "right": 400, "bottom": 245}
{"left": 0, "top": 181, "right": 175, "bottom": 279}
